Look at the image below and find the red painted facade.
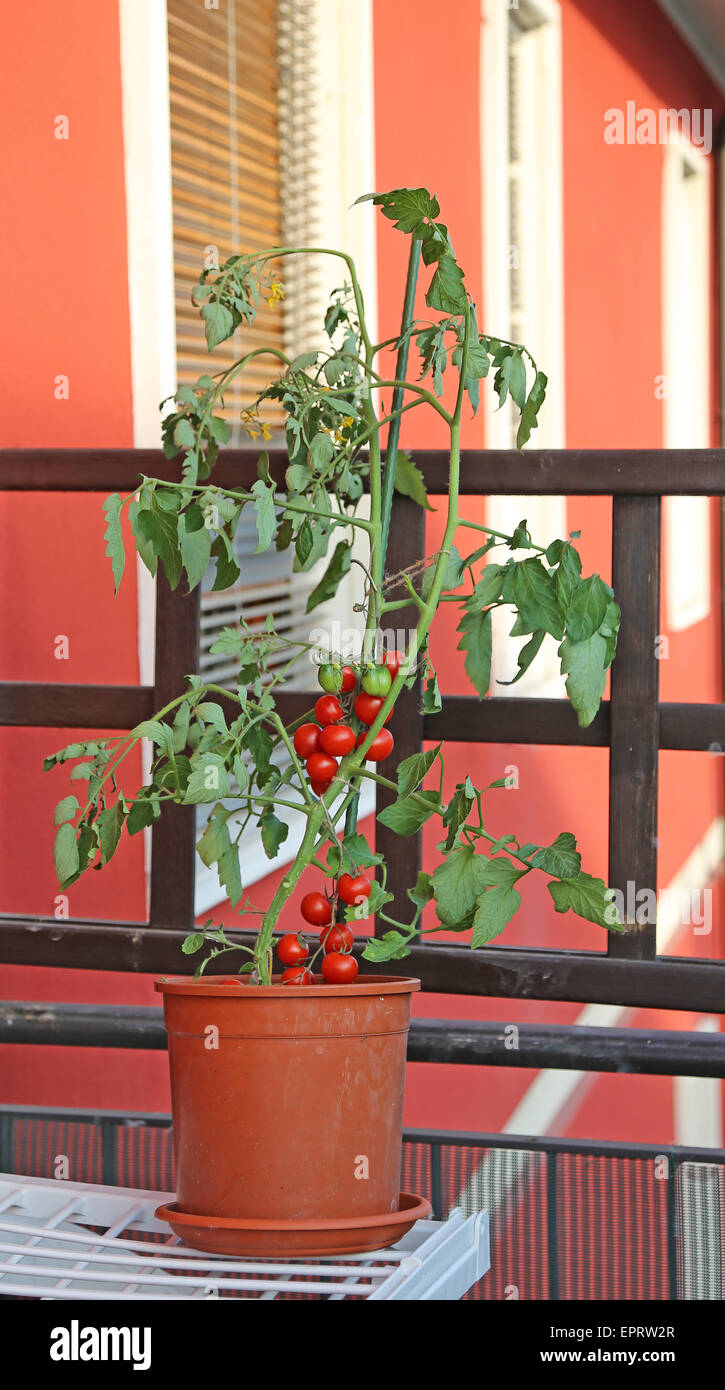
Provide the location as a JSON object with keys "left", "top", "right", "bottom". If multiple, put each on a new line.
{"left": 1, "top": 0, "right": 723, "bottom": 1145}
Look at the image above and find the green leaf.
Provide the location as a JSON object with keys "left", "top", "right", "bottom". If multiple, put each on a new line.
{"left": 555, "top": 543, "right": 583, "bottom": 613}
{"left": 184, "top": 753, "right": 231, "bottom": 803}
{"left": 516, "top": 370, "right": 548, "bottom": 449}
{"left": 53, "top": 795, "right": 79, "bottom": 827}
{"left": 201, "top": 298, "right": 237, "bottom": 349}
{"left": 397, "top": 744, "right": 441, "bottom": 800}
{"left": 197, "top": 702, "right": 229, "bottom": 736}
{"left": 339, "top": 832, "right": 383, "bottom": 871}
{"left": 344, "top": 878, "right": 393, "bottom": 923}
{"left": 508, "top": 350, "right": 527, "bottom": 409}
{"left": 244, "top": 724, "right": 274, "bottom": 782}
{"left": 441, "top": 779, "right": 476, "bottom": 852}
{"left": 408, "top": 870, "right": 434, "bottom": 909}
{"left": 178, "top": 509, "right": 212, "bottom": 589}
{"left": 103, "top": 494, "right": 125, "bottom": 594}
{"left": 423, "top": 545, "right": 464, "bottom": 599}
{"left": 96, "top": 802, "right": 125, "bottom": 864}
{"left": 599, "top": 599, "right": 621, "bottom": 667}
{"left": 511, "top": 558, "right": 564, "bottom": 640}
{"left": 129, "top": 499, "right": 157, "bottom": 576}
{"left": 134, "top": 718, "right": 175, "bottom": 762}
{"left": 250, "top": 479, "right": 276, "bottom": 553}
{"left": 471, "top": 884, "right": 522, "bottom": 946}
{"left": 306, "top": 541, "right": 351, "bottom": 612}
{"left": 196, "top": 805, "right": 242, "bottom": 906}
{"left": 426, "top": 252, "right": 467, "bottom": 315}
{"left": 548, "top": 872, "right": 623, "bottom": 930}
{"left": 357, "top": 187, "right": 440, "bottom": 232}
{"left": 362, "top": 931, "right": 412, "bottom": 963}
{"left": 260, "top": 809, "right": 288, "bottom": 859}
{"left": 392, "top": 451, "right": 432, "bottom": 510}
{"left": 173, "top": 418, "right": 195, "bottom": 450}
{"left": 476, "top": 856, "right": 528, "bottom": 889}
{"left": 565, "top": 575, "right": 612, "bottom": 643}
{"left": 470, "top": 564, "right": 506, "bottom": 607}
{"left": 457, "top": 607, "right": 492, "bottom": 698}
{"left": 530, "top": 831, "right": 582, "bottom": 879}
{"left": 423, "top": 668, "right": 442, "bottom": 714}
{"left": 182, "top": 933, "right": 205, "bottom": 955}
{"left": 377, "top": 790, "right": 439, "bottom": 837}
{"left": 558, "top": 632, "right": 608, "bottom": 728}
{"left": 137, "top": 498, "right": 183, "bottom": 590}
{"left": 54, "top": 822, "right": 79, "bottom": 886}
{"left": 127, "top": 793, "right": 161, "bottom": 836}
{"left": 498, "top": 629, "right": 546, "bottom": 687}
{"left": 309, "top": 433, "right": 335, "bottom": 470}
{"left": 432, "top": 844, "right": 490, "bottom": 926}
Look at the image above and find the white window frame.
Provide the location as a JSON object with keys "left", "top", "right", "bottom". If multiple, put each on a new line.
{"left": 119, "top": 0, "right": 378, "bottom": 914}
{"left": 662, "top": 135, "right": 712, "bottom": 632}
{"left": 480, "top": 0, "right": 567, "bottom": 697}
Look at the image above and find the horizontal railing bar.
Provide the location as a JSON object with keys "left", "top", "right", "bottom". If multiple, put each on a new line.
{"left": 2, "top": 683, "right": 723, "bottom": 753}
{"left": 1, "top": 1101, "right": 722, "bottom": 1164}
{"left": 1, "top": 920, "right": 723, "bottom": 1011}
{"left": 2, "top": 1003, "right": 724, "bottom": 1077}
{"left": 2, "top": 447, "right": 725, "bottom": 496}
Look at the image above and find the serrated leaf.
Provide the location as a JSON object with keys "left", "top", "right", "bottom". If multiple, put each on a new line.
{"left": 457, "top": 607, "right": 492, "bottom": 698}
{"left": 357, "top": 186, "right": 440, "bottom": 232}
{"left": 558, "top": 632, "right": 608, "bottom": 728}
{"left": 53, "top": 822, "right": 79, "bottom": 886}
{"left": 565, "top": 575, "right": 612, "bottom": 643}
{"left": 134, "top": 719, "right": 175, "bottom": 762}
{"left": 260, "top": 809, "right": 288, "bottom": 859}
{"left": 377, "top": 789, "right": 439, "bottom": 836}
{"left": 471, "top": 884, "right": 522, "bottom": 946}
{"left": 339, "top": 832, "right": 383, "bottom": 871}
{"left": 397, "top": 744, "right": 441, "bottom": 800}
{"left": 178, "top": 509, "right": 212, "bottom": 589}
{"left": 408, "top": 870, "right": 434, "bottom": 909}
{"left": 469, "top": 564, "right": 506, "bottom": 607}
{"left": 392, "top": 450, "right": 432, "bottom": 510}
{"left": 182, "top": 933, "right": 205, "bottom": 955}
{"left": 426, "top": 252, "right": 467, "bottom": 314}
{"left": 137, "top": 499, "right": 183, "bottom": 590}
{"left": 423, "top": 545, "right": 464, "bottom": 599}
{"left": 548, "top": 872, "right": 623, "bottom": 930}
{"left": 184, "top": 753, "right": 231, "bottom": 803}
{"left": 201, "top": 298, "right": 236, "bottom": 349}
{"left": 127, "top": 793, "right": 161, "bottom": 836}
{"left": 508, "top": 350, "right": 527, "bottom": 409}
{"left": 103, "top": 494, "right": 125, "bottom": 594}
{"left": 53, "top": 795, "right": 79, "bottom": 827}
{"left": 96, "top": 802, "right": 125, "bottom": 864}
{"left": 555, "top": 544, "right": 583, "bottom": 613}
{"left": 477, "top": 856, "right": 528, "bottom": 889}
{"left": 498, "top": 629, "right": 546, "bottom": 687}
{"left": 530, "top": 831, "right": 582, "bottom": 879}
{"left": 516, "top": 370, "right": 548, "bottom": 449}
{"left": 511, "top": 558, "right": 565, "bottom": 640}
{"left": 306, "top": 541, "right": 351, "bottom": 612}
{"left": 441, "top": 779, "right": 476, "bottom": 852}
{"left": 250, "top": 479, "right": 276, "bottom": 553}
{"left": 432, "top": 844, "right": 490, "bottom": 926}
{"left": 423, "top": 668, "right": 442, "bottom": 714}
{"left": 362, "top": 931, "right": 412, "bottom": 963}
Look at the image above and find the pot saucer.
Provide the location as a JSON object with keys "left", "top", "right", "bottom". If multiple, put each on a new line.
{"left": 154, "top": 1191, "right": 432, "bottom": 1257}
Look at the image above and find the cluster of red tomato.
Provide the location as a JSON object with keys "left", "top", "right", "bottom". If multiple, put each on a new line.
{"left": 291, "top": 650, "right": 403, "bottom": 797}
{"left": 277, "top": 873, "right": 372, "bottom": 985}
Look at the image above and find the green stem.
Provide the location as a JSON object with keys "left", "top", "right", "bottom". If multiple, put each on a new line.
{"left": 379, "top": 236, "right": 421, "bottom": 564}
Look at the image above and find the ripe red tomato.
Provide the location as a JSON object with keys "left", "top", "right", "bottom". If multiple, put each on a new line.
{"left": 383, "top": 649, "right": 406, "bottom": 678}
{"left": 321, "top": 952, "right": 359, "bottom": 984}
{"left": 293, "top": 722, "right": 321, "bottom": 759}
{"left": 337, "top": 873, "right": 371, "bottom": 905}
{"left": 315, "top": 695, "right": 344, "bottom": 726}
{"left": 354, "top": 692, "right": 393, "bottom": 726}
{"left": 362, "top": 664, "right": 392, "bottom": 697}
{"left": 320, "top": 723, "right": 355, "bottom": 757}
{"left": 319, "top": 923, "right": 354, "bottom": 953}
{"left": 277, "top": 933, "right": 309, "bottom": 966}
{"left": 306, "top": 751, "right": 338, "bottom": 783}
{"left": 364, "top": 727, "right": 394, "bottom": 762}
{"left": 340, "top": 665, "right": 357, "bottom": 693}
{"left": 310, "top": 778, "right": 332, "bottom": 796}
{"left": 301, "top": 891, "right": 332, "bottom": 926}
{"left": 281, "top": 966, "right": 314, "bottom": 986}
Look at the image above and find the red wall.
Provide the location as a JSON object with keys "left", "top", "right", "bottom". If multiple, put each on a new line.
{"left": 1, "top": 0, "right": 723, "bottom": 1142}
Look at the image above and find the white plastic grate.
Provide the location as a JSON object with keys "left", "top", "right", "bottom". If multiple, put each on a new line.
{"left": 0, "top": 1174, "right": 489, "bottom": 1301}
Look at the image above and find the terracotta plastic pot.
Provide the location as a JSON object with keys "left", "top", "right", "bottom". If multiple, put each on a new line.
{"left": 154, "top": 973, "right": 427, "bottom": 1256}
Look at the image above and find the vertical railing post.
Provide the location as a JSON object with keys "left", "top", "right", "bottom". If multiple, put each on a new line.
{"left": 149, "top": 573, "right": 201, "bottom": 930}
{"left": 375, "top": 492, "right": 426, "bottom": 931}
{"left": 608, "top": 495, "right": 661, "bottom": 960}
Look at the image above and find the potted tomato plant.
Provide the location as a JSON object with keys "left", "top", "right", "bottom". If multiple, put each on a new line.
{"left": 47, "top": 188, "right": 623, "bottom": 1255}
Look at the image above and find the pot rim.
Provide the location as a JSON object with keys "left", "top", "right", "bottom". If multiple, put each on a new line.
{"left": 154, "top": 973, "right": 420, "bottom": 998}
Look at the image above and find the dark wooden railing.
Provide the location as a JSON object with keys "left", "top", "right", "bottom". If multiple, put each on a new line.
{"left": 1, "top": 448, "right": 724, "bottom": 1020}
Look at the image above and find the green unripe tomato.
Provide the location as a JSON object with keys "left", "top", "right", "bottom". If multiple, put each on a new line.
{"left": 362, "top": 664, "right": 392, "bottom": 698}
{"left": 318, "top": 663, "right": 343, "bottom": 693}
